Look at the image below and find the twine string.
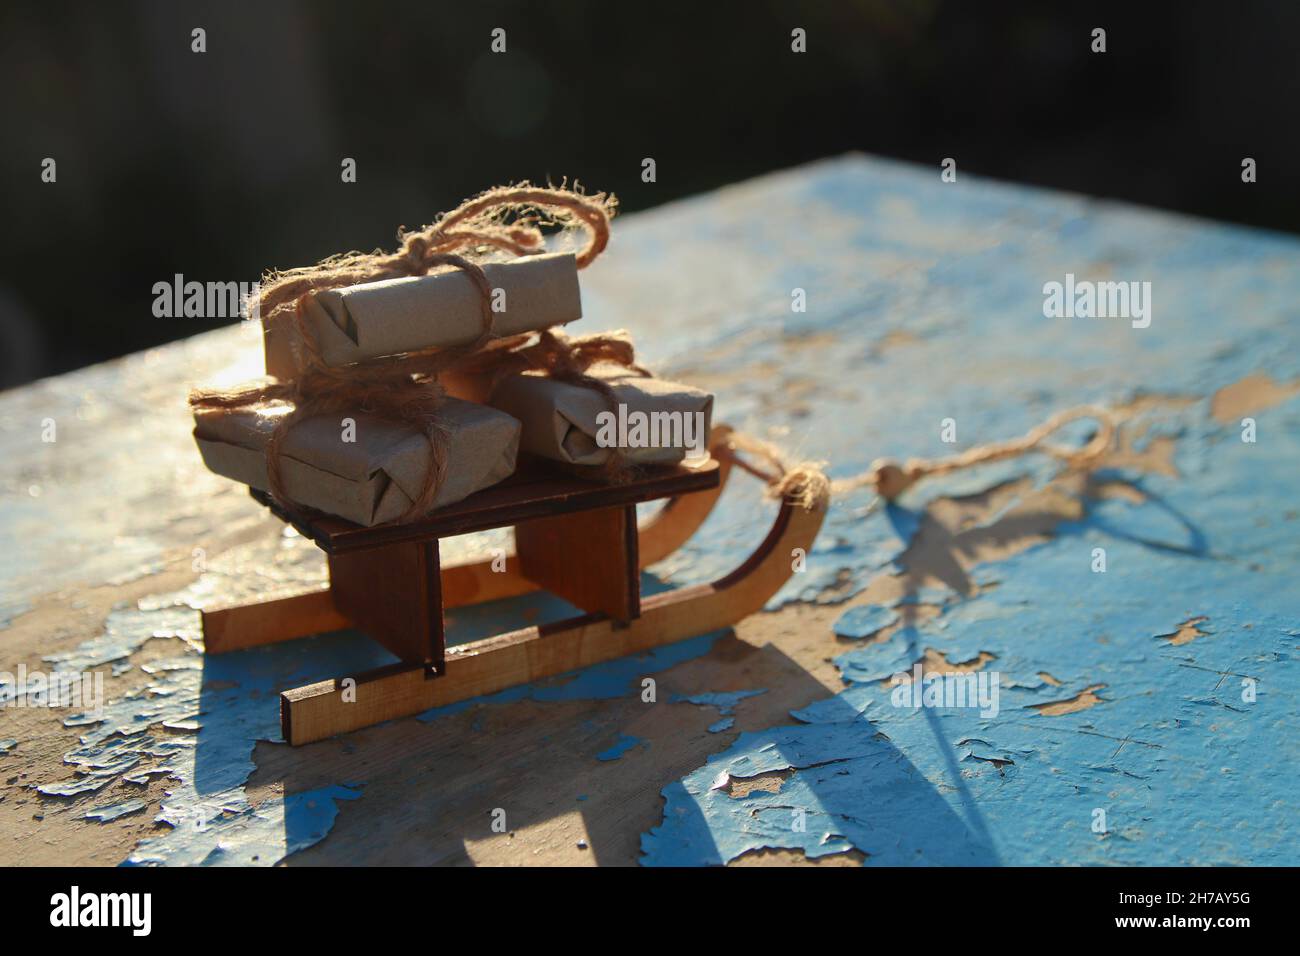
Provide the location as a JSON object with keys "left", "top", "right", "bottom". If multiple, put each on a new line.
{"left": 715, "top": 405, "right": 1116, "bottom": 511}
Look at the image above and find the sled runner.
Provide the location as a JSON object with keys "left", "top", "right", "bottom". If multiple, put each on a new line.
{"left": 199, "top": 427, "right": 829, "bottom": 745}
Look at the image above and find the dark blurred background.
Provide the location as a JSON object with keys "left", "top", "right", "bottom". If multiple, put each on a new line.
{"left": 2, "top": 0, "right": 1297, "bottom": 389}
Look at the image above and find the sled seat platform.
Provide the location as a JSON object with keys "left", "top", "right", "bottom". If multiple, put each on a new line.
{"left": 258, "top": 457, "right": 722, "bottom": 555}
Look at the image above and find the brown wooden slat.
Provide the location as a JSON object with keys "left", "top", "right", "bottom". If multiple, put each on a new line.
{"left": 515, "top": 503, "right": 640, "bottom": 622}
{"left": 327, "top": 540, "right": 445, "bottom": 670}
{"left": 201, "top": 588, "right": 349, "bottom": 654}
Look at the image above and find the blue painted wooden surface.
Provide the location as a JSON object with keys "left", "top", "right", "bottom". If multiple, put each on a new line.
{"left": 2, "top": 155, "right": 1296, "bottom": 865}
{"left": 629, "top": 157, "right": 1300, "bottom": 865}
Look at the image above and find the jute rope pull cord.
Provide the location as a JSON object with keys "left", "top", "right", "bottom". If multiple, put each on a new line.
{"left": 716, "top": 404, "right": 1116, "bottom": 510}
{"left": 712, "top": 426, "right": 832, "bottom": 511}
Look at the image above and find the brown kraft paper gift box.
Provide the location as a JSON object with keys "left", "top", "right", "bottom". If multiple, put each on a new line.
{"left": 193, "top": 397, "right": 520, "bottom": 526}
{"left": 489, "top": 368, "right": 713, "bottom": 468}
{"left": 263, "top": 252, "right": 583, "bottom": 379}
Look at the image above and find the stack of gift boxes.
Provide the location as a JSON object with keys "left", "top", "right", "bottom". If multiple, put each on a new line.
{"left": 192, "top": 252, "right": 713, "bottom": 525}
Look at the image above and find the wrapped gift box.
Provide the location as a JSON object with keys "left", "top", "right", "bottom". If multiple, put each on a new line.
{"left": 194, "top": 397, "right": 520, "bottom": 526}
{"left": 489, "top": 368, "right": 713, "bottom": 468}
{"left": 263, "top": 252, "right": 582, "bottom": 378}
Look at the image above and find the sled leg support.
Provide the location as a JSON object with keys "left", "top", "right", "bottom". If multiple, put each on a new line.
{"left": 281, "top": 494, "right": 825, "bottom": 746}
{"left": 199, "top": 439, "right": 734, "bottom": 654}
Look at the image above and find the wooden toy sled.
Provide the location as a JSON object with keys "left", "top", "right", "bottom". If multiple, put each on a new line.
{"left": 200, "top": 428, "right": 828, "bottom": 745}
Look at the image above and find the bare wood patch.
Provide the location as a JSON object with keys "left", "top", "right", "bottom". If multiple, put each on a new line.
{"left": 1030, "top": 683, "right": 1107, "bottom": 717}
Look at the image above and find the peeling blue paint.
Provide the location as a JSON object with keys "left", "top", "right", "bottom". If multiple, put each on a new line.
{"left": 596, "top": 735, "right": 645, "bottom": 762}
{"left": 30, "top": 564, "right": 719, "bottom": 864}
{"left": 85, "top": 799, "right": 147, "bottom": 823}
{"left": 644, "top": 397, "right": 1300, "bottom": 865}
{"left": 39, "top": 776, "right": 113, "bottom": 797}
{"left": 672, "top": 689, "right": 767, "bottom": 733}
{"left": 632, "top": 156, "right": 1300, "bottom": 866}
{"left": 673, "top": 689, "right": 767, "bottom": 715}
{"left": 25, "top": 541, "right": 394, "bottom": 865}
{"left": 125, "top": 785, "right": 363, "bottom": 867}
{"left": 833, "top": 604, "right": 900, "bottom": 639}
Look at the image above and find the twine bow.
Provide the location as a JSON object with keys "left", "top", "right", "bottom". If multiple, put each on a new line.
{"left": 440, "top": 326, "right": 652, "bottom": 484}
